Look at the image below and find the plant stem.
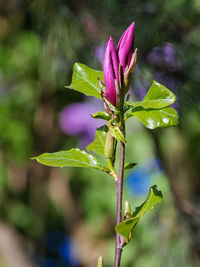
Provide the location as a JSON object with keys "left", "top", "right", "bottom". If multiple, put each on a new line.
{"left": 114, "top": 115, "right": 125, "bottom": 267}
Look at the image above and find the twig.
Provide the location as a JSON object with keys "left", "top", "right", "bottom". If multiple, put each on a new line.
{"left": 114, "top": 112, "right": 125, "bottom": 267}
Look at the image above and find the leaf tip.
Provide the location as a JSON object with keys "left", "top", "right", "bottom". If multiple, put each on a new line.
{"left": 97, "top": 256, "right": 104, "bottom": 267}
{"left": 151, "top": 184, "right": 163, "bottom": 200}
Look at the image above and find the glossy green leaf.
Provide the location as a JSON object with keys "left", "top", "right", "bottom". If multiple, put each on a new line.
{"left": 126, "top": 81, "right": 176, "bottom": 109}
{"left": 124, "top": 162, "right": 137, "bottom": 170}
{"left": 66, "top": 63, "right": 104, "bottom": 99}
{"left": 32, "top": 148, "right": 103, "bottom": 170}
{"left": 115, "top": 185, "right": 163, "bottom": 241}
{"left": 126, "top": 107, "right": 178, "bottom": 129}
{"left": 109, "top": 120, "right": 126, "bottom": 143}
{"left": 86, "top": 125, "right": 108, "bottom": 157}
{"left": 91, "top": 111, "right": 111, "bottom": 121}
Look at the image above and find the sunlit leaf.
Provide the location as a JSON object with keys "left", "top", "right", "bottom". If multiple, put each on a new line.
{"left": 109, "top": 120, "right": 126, "bottom": 143}
{"left": 125, "top": 107, "right": 178, "bottom": 129}
{"left": 32, "top": 148, "right": 104, "bottom": 170}
{"left": 86, "top": 125, "right": 108, "bottom": 157}
{"left": 115, "top": 185, "right": 163, "bottom": 241}
{"left": 91, "top": 111, "right": 111, "bottom": 121}
{"left": 66, "top": 63, "right": 104, "bottom": 98}
{"left": 126, "top": 81, "right": 176, "bottom": 109}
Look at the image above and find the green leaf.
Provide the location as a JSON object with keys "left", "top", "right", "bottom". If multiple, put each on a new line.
{"left": 132, "top": 185, "right": 163, "bottom": 217}
{"left": 32, "top": 148, "right": 103, "bottom": 170}
{"left": 91, "top": 111, "right": 111, "bottom": 121}
{"left": 124, "top": 162, "right": 137, "bottom": 170}
{"left": 126, "top": 107, "right": 178, "bottom": 129}
{"left": 115, "top": 185, "right": 163, "bottom": 241}
{"left": 126, "top": 81, "right": 176, "bottom": 109}
{"left": 86, "top": 125, "right": 108, "bottom": 157}
{"left": 103, "top": 98, "right": 120, "bottom": 114}
{"left": 66, "top": 63, "right": 104, "bottom": 99}
{"left": 109, "top": 120, "right": 126, "bottom": 143}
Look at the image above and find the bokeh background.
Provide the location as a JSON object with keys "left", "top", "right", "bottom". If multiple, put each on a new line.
{"left": 0, "top": 0, "right": 200, "bottom": 266}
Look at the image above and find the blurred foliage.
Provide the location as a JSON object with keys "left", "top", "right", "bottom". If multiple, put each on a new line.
{"left": 0, "top": 0, "right": 200, "bottom": 266}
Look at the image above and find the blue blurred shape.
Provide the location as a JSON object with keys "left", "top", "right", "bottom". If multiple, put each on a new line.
{"left": 126, "top": 158, "right": 162, "bottom": 196}
{"left": 44, "top": 258, "right": 61, "bottom": 267}
{"left": 60, "top": 238, "right": 79, "bottom": 266}
{"left": 46, "top": 230, "right": 79, "bottom": 266}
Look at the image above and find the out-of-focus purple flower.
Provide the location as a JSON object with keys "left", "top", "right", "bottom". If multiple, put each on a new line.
{"left": 93, "top": 44, "right": 106, "bottom": 64}
{"left": 117, "top": 22, "right": 135, "bottom": 73}
{"left": 103, "top": 37, "right": 119, "bottom": 106}
{"left": 147, "top": 43, "right": 182, "bottom": 71}
{"left": 59, "top": 100, "right": 103, "bottom": 148}
{"left": 154, "top": 71, "right": 177, "bottom": 89}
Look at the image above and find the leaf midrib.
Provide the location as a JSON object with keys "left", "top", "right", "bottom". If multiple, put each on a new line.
{"left": 40, "top": 151, "right": 100, "bottom": 168}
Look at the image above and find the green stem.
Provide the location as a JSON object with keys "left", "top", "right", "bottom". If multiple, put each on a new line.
{"left": 107, "top": 158, "right": 118, "bottom": 180}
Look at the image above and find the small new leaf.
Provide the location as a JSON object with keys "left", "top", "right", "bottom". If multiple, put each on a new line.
{"left": 86, "top": 125, "right": 108, "bottom": 157}
{"left": 109, "top": 120, "right": 126, "bottom": 143}
{"left": 91, "top": 111, "right": 111, "bottom": 121}
{"left": 66, "top": 63, "right": 104, "bottom": 99}
{"left": 103, "top": 98, "right": 120, "bottom": 114}
{"left": 124, "top": 162, "right": 137, "bottom": 170}
{"left": 32, "top": 148, "right": 104, "bottom": 170}
{"left": 115, "top": 185, "right": 163, "bottom": 241}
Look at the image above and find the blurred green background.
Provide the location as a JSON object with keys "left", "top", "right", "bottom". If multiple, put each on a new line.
{"left": 0, "top": 0, "right": 200, "bottom": 266}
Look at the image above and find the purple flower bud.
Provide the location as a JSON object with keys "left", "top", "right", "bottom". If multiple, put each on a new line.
{"left": 103, "top": 37, "right": 119, "bottom": 106}
{"left": 117, "top": 22, "right": 135, "bottom": 73}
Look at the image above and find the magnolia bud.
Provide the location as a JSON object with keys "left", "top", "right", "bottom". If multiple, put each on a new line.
{"left": 117, "top": 22, "right": 135, "bottom": 74}
{"left": 103, "top": 37, "right": 120, "bottom": 106}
